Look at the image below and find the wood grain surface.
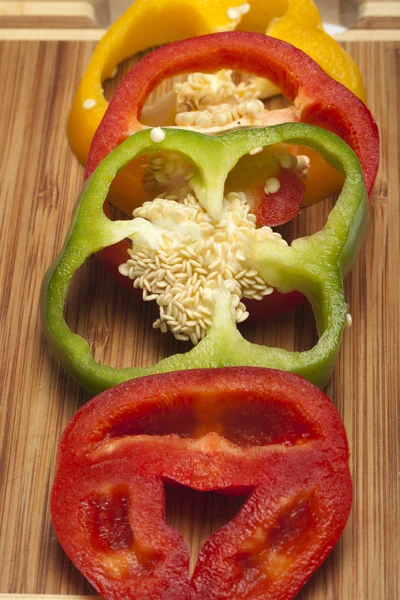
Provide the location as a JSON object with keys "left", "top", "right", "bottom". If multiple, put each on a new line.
{"left": 0, "top": 29, "right": 399, "bottom": 600}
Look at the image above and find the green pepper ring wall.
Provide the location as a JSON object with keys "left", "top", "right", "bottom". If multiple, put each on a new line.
{"left": 41, "top": 124, "right": 368, "bottom": 394}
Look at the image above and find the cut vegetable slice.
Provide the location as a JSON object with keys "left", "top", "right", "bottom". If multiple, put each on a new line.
{"left": 51, "top": 367, "right": 352, "bottom": 600}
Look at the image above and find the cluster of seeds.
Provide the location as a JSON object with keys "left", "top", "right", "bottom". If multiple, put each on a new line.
{"left": 175, "top": 99, "right": 265, "bottom": 129}
{"left": 174, "top": 70, "right": 261, "bottom": 112}
{"left": 142, "top": 152, "right": 179, "bottom": 191}
{"left": 119, "top": 191, "right": 287, "bottom": 345}
{"left": 278, "top": 153, "right": 311, "bottom": 177}
{"left": 141, "top": 151, "right": 194, "bottom": 192}
{"left": 173, "top": 68, "right": 273, "bottom": 130}
{"left": 262, "top": 153, "right": 312, "bottom": 194}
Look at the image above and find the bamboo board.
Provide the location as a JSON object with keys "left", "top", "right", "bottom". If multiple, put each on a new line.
{"left": 0, "top": 20, "right": 399, "bottom": 600}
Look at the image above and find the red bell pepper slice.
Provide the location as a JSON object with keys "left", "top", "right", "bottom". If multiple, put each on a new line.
{"left": 86, "top": 32, "right": 378, "bottom": 196}
{"left": 86, "top": 32, "right": 378, "bottom": 321}
{"left": 51, "top": 367, "right": 352, "bottom": 600}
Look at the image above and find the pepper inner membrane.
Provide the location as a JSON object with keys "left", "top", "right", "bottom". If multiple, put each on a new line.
{"left": 96, "top": 391, "right": 318, "bottom": 448}
{"left": 83, "top": 486, "right": 134, "bottom": 554}
{"left": 81, "top": 485, "right": 164, "bottom": 574}
{"left": 232, "top": 489, "right": 318, "bottom": 585}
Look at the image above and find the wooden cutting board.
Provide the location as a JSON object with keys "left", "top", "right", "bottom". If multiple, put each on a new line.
{"left": 0, "top": 3, "right": 399, "bottom": 599}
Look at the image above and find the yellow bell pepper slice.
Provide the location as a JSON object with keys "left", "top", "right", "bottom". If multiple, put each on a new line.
{"left": 241, "top": 0, "right": 365, "bottom": 103}
{"left": 68, "top": 0, "right": 241, "bottom": 164}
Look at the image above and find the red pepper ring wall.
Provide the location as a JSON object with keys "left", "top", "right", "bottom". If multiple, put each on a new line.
{"left": 88, "top": 32, "right": 379, "bottom": 321}
{"left": 51, "top": 368, "right": 352, "bottom": 600}
{"left": 87, "top": 33, "right": 379, "bottom": 195}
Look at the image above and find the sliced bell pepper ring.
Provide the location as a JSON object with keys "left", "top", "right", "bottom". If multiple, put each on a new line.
{"left": 85, "top": 32, "right": 378, "bottom": 217}
{"left": 87, "top": 31, "right": 378, "bottom": 322}
{"left": 68, "top": 0, "right": 366, "bottom": 168}
{"left": 51, "top": 367, "right": 352, "bottom": 600}
{"left": 41, "top": 124, "right": 368, "bottom": 393}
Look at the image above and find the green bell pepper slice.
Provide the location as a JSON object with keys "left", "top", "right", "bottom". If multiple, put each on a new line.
{"left": 41, "top": 124, "right": 367, "bottom": 394}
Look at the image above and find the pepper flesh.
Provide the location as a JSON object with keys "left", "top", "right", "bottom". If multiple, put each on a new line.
{"left": 41, "top": 124, "right": 368, "bottom": 394}
{"left": 68, "top": 0, "right": 366, "bottom": 169}
{"left": 51, "top": 367, "right": 352, "bottom": 600}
